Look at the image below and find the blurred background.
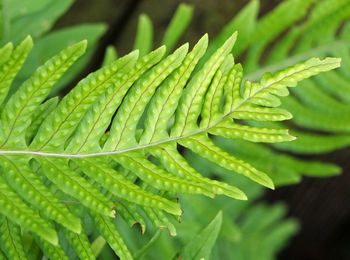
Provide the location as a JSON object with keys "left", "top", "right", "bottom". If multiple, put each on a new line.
{"left": 49, "top": 0, "right": 350, "bottom": 259}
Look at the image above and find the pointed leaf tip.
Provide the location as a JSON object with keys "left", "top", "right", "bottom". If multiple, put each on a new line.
{"left": 267, "top": 179, "right": 275, "bottom": 190}
{"left": 73, "top": 40, "right": 88, "bottom": 54}
{"left": 226, "top": 31, "right": 238, "bottom": 46}
{"left": 79, "top": 39, "right": 88, "bottom": 49}
{"left": 158, "top": 45, "right": 167, "bottom": 55}
{"left": 199, "top": 33, "right": 209, "bottom": 46}
{"left": 180, "top": 42, "right": 190, "bottom": 52}
{"left": 239, "top": 192, "right": 248, "bottom": 201}
{"left": 46, "top": 230, "right": 59, "bottom": 246}
{"left": 3, "top": 42, "right": 13, "bottom": 51}
{"left": 24, "top": 35, "right": 33, "bottom": 43}
{"left": 22, "top": 35, "right": 34, "bottom": 49}
{"left": 131, "top": 49, "right": 140, "bottom": 57}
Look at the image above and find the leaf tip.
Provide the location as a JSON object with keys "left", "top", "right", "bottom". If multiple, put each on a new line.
{"left": 200, "top": 33, "right": 209, "bottom": 46}
{"left": 22, "top": 35, "right": 34, "bottom": 49}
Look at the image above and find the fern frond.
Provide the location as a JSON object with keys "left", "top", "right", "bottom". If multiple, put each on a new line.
{"left": 35, "top": 234, "right": 68, "bottom": 260}
{"left": 0, "top": 39, "right": 86, "bottom": 148}
{"left": 38, "top": 157, "right": 115, "bottom": 218}
{"left": 0, "top": 43, "right": 13, "bottom": 69}
{"left": 161, "top": 3, "right": 193, "bottom": 54}
{"left": 0, "top": 28, "right": 340, "bottom": 259}
{"left": 142, "top": 206, "right": 177, "bottom": 236}
{"left": 133, "top": 14, "right": 153, "bottom": 58}
{"left": 187, "top": 0, "right": 350, "bottom": 186}
{"left": 0, "top": 36, "right": 32, "bottom": 106}
{"left": 76, "top": 157, "right": 181, "bottom": 215}
{"left": 62, "top": 227, "right": 95, "bottom": 260}
{"left": 0, "top": 174, "right": 58, "bottom": 245}
{"left": 117, "top": 201, "right": 146, "bottom": 234}
{"left": 90, "top": 211, "right": 133, "bottom": 260}
{"left": 0, "top": 216, "right": 27, "bottom": 260}
{"left": 30, "top": 49, "right": 139, "bottom": 151}
{"left": 0, "top": 155, "right": 81, "bottom": 233}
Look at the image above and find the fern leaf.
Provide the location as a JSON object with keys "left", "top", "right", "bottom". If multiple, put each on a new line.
{"left": 66, "top": 46, "right": 165, "bottom": 153}
{"left": 133, "top": 14, "right": 153, "bottom": 57}
{"left": 38, "top": 157, "right": 115, "bottom": 218}
{"left": 0, "top": 43, "right": 13, "bottom": 69}
{"left": 203, "top": 0, "right": 258, "bottom": 61}
{"left": 0, "top": 175, "right": 58, "bottom": 245}
{"left": 0, "top": 29, "right": 341, "bottom": 259}
{"left": 25, "top": 97, "right": 59, "bottom": 144}
{"left": 139, "top": 34, "right": 208, "bottom": 145}
{"left": 294, "top": 0, "right": 350, "bottom": 53}
{"left": 62, "top": 227, "right": 95, "bottom": 260}
{"left": 232, "top": 106, "right": 292, "bottom": 121}
{"left": 30, "top": 49, "right": 139, "bottom": 151}
{"left": 316, "top": 71, "right": 350, "bottom": 103}
{"left": 0, "top": 40, "right": 86, "bottom": 148}
{"left": 180, "top": 133, "right": 274, "bottom": 189}
{"left": 35, "top": 235, "right": 69, "bottom": 260}
{"left": 116, "top": 152, "right": 214, "bottom": 201}
{"left": 244, "top": 0, "right": 316, "bottom": 72}
{"left": 104, "top": 44, "right": 185, "bottom": 150}
{"left": 20, "top": 232, "right": 42, "bottom": 260}
{"left": 210, "top": 121, "right": 296, "bottom": 143}
{"left": 90, "top": 211, "right": 133, "bottom": 260}
{"left": 181, "top": 211, "right": 223, "bottom": 260}
{"left": 117, "top": 201, "right": 147, "bottom": 234}
{"left": 171, "top": 32, "right": 237, "bottom": 136}
{"left": 150, "top": 143, "right": 246, "bottom": 199}
{"left": 274, "top": 129, "right": 350, "bottom": 154}
{"left": 0, "top": 155, "right": 81, "bottom": 233}
{"left": 75, "top": 157, "right": 181, "bottom": 215}
{"left": 0, "top": 36, "right": 32, "bottom": 106}
{"left": 102, "top": 45, "right": 118, "bottom": 66}
{"left": 142, "top": 206, "right": 177, "bottom": 236}
{"left": 0, "top": 216, "right": 27, "bottom": 260}
{"left": 291, "top": 78, "right": 350, "bottom": 114}
{"left": 200, "top": 54, "right": 234, "bottom": 128}
{"left": 161, "top": 3, "right": 193, "bottom": 54}
{"left": 282, "top": 96, "right": 350, "bottom": 132}
{"left": 7, "top": 0, "right": 73, "bottom": 45}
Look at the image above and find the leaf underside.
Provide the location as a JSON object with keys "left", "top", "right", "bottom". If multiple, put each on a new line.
{"left": 0, "top": 24, "right": 340, "bottom": 260}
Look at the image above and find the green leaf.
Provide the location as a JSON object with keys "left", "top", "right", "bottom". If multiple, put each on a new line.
{"left": 62, "top": 227, "right": 95, "bottom": 260}
{"left": 0, "top": 17, "right": 342, "bottom": 259}
{"left": 180, "top": 133, "right": 274, "bottom": 190}
{"left": 0, "top": 36, "right": 32, "bottom": 106}
{"left": 35, "top": 234, "right": 68, "bottom": 260}
{"left": 5, "top": 0, "right": 73, "bottom": 44}
{"left": 161, "top": 3, "right": 193, "bottom": 54}
{"left": 0, "top": 175, "right": 58, "bottom": 245}
{"left": 0, "top": 216, "right": 27, "bottom": 260}
{"left": 171, "top": 32, "right": 237, "bottom": 136}
{"left": 14, "top": 24, "right": 107, "bottom": 96}
{"left": 0, "top": 155, "right": 81, "bottom": 233}
{"left": 90, "top": 211, "right": 133, "bottom": 260}
{"left": 38, "top": 157, "right": 116, "bottom": 218}
{"left": 182, "top": 211, "right": 223, "bottom": 260}
{"left": 133, "top": 14, "right": 153, "bottom": 57}
{"left": 210, "top": 121, "right": 296, "bottom": 143}
{"left": 102, "top": 45, "right": 118, "bottom": 66}
{"left": 91, "top": 236, "right": 106, "bottom": 258}
{"left": 30, "top": 49, "right": 138, "bottom": 151}
{"left": 0, "top": 40, "right": 86, "bottom": 148}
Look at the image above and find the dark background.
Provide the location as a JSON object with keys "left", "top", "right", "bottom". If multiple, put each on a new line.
{"left": 53, "top": 1, "right": 350, "bottom": 259}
